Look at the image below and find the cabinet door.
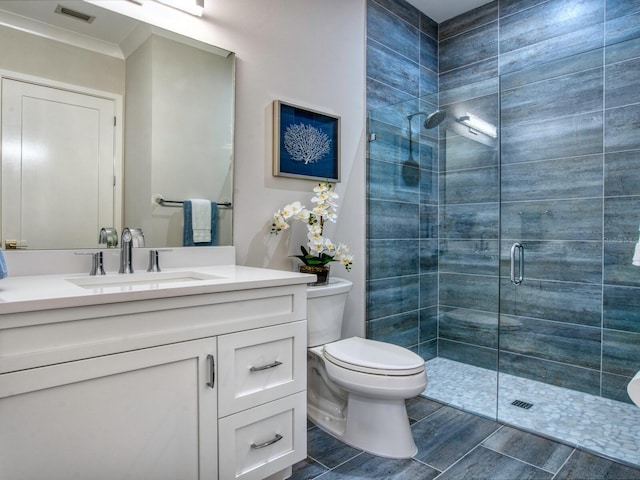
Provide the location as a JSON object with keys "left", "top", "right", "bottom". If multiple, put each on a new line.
{"left": 0, "top": 338, "right": 218, "bottom": 480}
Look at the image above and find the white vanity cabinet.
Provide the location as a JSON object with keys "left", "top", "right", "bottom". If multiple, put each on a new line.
{"left": 0, "top": 274, "right": 309, "bottom": 480}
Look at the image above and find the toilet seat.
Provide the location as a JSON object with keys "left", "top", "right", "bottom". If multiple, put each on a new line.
{"left": 323, "top": 337, "right": 425, "bottom": 376}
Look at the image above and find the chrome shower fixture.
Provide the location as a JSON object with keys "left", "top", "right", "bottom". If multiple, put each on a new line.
{"left": 406, "top": 109, "right": 446, "bottom": 162}
{"left": 407, "top": 110, "right": 447, "bottom": 130}
{"left": 457, "top": 113, "right": 497, "bottom": 138}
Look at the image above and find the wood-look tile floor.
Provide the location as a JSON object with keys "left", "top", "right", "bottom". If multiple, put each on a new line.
{"left": 290, "top": 397, "right": 640, "bottom": 480}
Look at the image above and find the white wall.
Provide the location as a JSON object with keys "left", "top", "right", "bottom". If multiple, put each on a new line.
{"left": 0, "top": 24, "right": 125, "bottom": 94}
{"left": 92, "top": 0, "right": 367, "bottom": 337}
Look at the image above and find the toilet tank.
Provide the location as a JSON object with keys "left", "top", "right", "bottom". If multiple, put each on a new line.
{"left": 307, "top": 277, "right": 353, "bottom": 347}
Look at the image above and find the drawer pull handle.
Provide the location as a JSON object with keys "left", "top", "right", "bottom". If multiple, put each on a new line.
{"left": 251, "top": 434, "right": 283, "bottom": 449}
{"left": 207, "top": 354, "right": 215, "bottom": 388}
{"left": 250, "top": 361, "right": 283, "bottom": 372}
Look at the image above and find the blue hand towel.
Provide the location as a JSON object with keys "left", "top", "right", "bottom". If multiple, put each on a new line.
{"left": 183, "top": 200, "right": 218, "bottom": 246}
{"left": 0, "top": 249, "right": 7, "bottom": 279}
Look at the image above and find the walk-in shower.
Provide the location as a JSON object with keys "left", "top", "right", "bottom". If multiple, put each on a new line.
{"left": 367, "top": 36, "right": 640, "bottom": 467}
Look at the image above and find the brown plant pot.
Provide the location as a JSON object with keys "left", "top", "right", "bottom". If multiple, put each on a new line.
{"left": 299, "top": 264, "right": 330, "bottom": 286}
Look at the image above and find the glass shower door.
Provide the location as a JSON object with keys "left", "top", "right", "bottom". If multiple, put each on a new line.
{"left": 436, "top": 79, "right": 501, "bottom": 419}
{"left": 497, "top": 40, "right": 640, "bottom": 465}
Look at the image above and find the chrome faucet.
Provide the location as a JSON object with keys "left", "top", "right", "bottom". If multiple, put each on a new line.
{"left": 119, "top": 228, "right": 134, "bottom": 274}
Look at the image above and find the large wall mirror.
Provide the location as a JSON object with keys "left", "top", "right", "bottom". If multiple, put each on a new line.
{"left": 0, "top": 0, "right": 234, "bottom": 250}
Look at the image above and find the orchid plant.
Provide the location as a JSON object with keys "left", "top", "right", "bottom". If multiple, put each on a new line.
{"left": 271, "top": 182, "right": 354, "bottom": 271}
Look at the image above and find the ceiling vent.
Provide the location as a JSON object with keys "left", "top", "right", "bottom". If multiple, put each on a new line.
{"left": 54, "top": 5, "right": 96, "bottom": 23}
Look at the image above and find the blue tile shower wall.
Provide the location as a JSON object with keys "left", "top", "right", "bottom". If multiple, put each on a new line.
{"left": 366, "top": 0, "right": 438, "bottom": 358}
{"left": 436, "top": 0, "right": 640, "bottom": 402}
{"left": 367, "top": 0, "right": 640, "bottom": 404}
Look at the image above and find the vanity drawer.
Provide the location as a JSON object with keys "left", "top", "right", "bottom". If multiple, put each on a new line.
{"left": 217, "top": 321, "right": 306, "bottom": 416}
{"left": 218, "top": 392, "right": 306, "bottom": 480}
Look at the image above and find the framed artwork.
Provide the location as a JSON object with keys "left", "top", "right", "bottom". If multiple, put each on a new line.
{"left": 273, "top": 100, "right": 341, "bottom": 182}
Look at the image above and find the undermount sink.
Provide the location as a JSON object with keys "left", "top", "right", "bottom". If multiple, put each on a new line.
{"left": 67, "top": 271, "right": 225, "bottom": 290}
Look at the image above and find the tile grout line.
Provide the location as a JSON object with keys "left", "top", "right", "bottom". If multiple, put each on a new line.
{"left": 429, "top": 420, "right": 503, "bottom": 479}
{"left": 408, "top": 403, "right": 446, "bottom": 426}
{"left": 305, "top": 454, "right": 332, "bottom": 472}
{"left": 550, "top": 448, "right": 578, "bottom": 480}
{"left": 480, "top": 443, "right": 563, "bottom": 475}
{"left": 410, "top": 456, "right": 443, "bottom": 473}
{"left": 311, "top": 450, "right": 365, "bottom": 478}
{"left": 432, "top": 443, "right": 485, "bottom": 479}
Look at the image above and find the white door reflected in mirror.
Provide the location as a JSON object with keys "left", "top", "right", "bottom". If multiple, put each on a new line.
{"left": 1, "top": 78, "right": 119, "bottom": 250}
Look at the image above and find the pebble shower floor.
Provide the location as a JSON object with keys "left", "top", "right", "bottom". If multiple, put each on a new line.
{"left": 423, "top": 357, "right": 640, "bottom": 466}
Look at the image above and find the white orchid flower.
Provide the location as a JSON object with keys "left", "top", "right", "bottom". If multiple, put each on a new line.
{"left": 309, "top": 236, "right": 325, "bottom": 253}
{"left": 277, "top": 223, "right": 289, "bottom": 232}
{"left": 335, "top": 243, "right": 349, "bottom": 255}
{"left": 294, "top": 208, "right": 310, "bottom": 220}
{"left": 313, "top": 183, "right": 329, "bottom": 194}
{"left": 312, "top": 205, "right": 328, "bottom": 217}
{"left": 270, "top": 181, "right": 353, "bottom": 270}
{"left": 271, "top": 211, "right": 290, "bottom": 233}
{"left": 307, "top": 224, "right": 322, "bottom": 235}
{"left": 281, "top": 201, "right": 304, "bottom": 219}
{"left": 340, "top": 254, "right": 354, "bottom": 271}
{"left": 324, "top": 211, "right": 337, "bottom": 223}
{"left": 311, "top": 191, "right": 330, "bottom": 202}
{"left": 307, "top": 232, "right": 323, "bottom": 244}
{"left": 323, "top": 238, "right": 337, "bottom": 254}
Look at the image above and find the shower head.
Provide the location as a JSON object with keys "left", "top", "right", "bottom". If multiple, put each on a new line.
{"left": 424, "top": 110, "right": 446, "bottom": 129}
{"left": 407, "top": 110, "right": 447, "bottom": 129}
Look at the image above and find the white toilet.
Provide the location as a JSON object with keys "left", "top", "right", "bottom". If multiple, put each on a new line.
{"left": 306, "top": 277, "right": 427, "bottom": 458}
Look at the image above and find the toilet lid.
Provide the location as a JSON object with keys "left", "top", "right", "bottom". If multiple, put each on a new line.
{"left": 323, "top": 337, "right": 425, "bottom": 376}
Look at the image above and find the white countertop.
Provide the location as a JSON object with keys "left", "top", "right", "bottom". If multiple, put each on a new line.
{"left": 0, "top": 265, "right": 314, "bottom": 315}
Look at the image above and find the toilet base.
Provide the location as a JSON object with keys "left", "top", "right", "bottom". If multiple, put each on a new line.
{"left": 309, "top": 393, "right": 418, "bottom": 459}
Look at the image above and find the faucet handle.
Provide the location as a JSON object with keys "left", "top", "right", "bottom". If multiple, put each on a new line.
{"left": 93, "top": 251, "right": 106, "bottom": 276}
{"left": 75, "top": 251, "right": 106, "bottom": 276}
{"left": 147, "top": 250, "right": 160, "bottom": 272}
{"left": 147, "top": 249, "right": 172, "bottom": 272}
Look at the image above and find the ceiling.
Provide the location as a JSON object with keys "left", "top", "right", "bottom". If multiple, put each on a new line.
{"left": 0, "top": 1, "right": 228, "bottom": 58}
{"left": 0, "top": 1, "right": 137, "bottom": 44}
{"left": 4, "top": 0, "right": 494, "bottom": 40}
{"left": 406, "top": 0, "right": 493, "bottom": 23}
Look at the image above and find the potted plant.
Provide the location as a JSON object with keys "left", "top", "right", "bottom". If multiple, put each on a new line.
{"left": 271, "top": 181, "right": 353, "bottom": 285}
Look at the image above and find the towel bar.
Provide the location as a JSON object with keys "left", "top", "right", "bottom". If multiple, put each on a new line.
{"left": 154, "top": 197, "right": 232, "bottom": 209}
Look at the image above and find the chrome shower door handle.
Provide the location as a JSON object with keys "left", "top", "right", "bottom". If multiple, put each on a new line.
{"left": 510, "top": 242, "right": 524, "bottom": 286}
